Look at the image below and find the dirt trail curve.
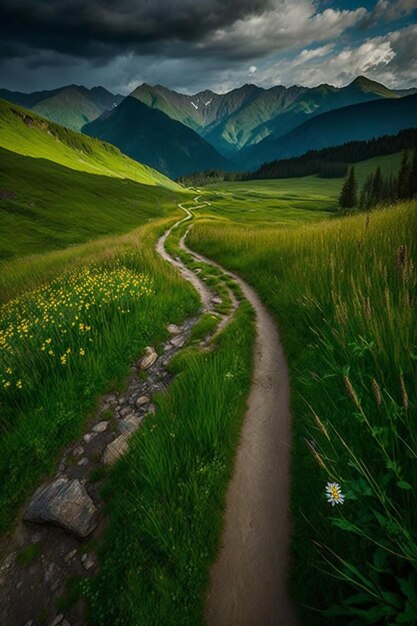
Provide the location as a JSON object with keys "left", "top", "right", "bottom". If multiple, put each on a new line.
{"left": 158, "top": 197, "right": 298, "bottom": 626}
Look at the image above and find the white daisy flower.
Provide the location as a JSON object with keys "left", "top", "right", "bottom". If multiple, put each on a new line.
{"left": 326, "top": 482, "right": 345, "bottom": 506}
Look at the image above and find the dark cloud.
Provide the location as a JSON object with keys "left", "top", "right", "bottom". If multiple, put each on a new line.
{"left": 0, "top": 0, "right": 273, "bottom": 60}
{"left": 0, "top": 0, "right": 415, "bottom": 94}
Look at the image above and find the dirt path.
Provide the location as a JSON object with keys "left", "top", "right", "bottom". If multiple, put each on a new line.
{"left": 160, "top": 201, "right": 298, "bottom": 625}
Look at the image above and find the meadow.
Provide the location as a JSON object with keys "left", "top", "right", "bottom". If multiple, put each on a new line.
{"left": 0, "top": 219, "right": 199, "bottom": 532}
{"left": 189, "top": 195, "right": 417, "bottom": 624}
{"left": 1, "top": 96, "right": 414, "bottom": 626}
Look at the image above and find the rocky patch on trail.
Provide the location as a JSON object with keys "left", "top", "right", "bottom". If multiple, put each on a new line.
{"left": 0, "top": 319, "right": 199, "bottom": 626}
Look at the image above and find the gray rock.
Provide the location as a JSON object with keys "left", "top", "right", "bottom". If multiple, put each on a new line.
{"left": 92, "top": 420, "right": 108, "bottom": 433}
{"left": 77, "top": 457, "right": 88, "bottom": 467}
{"left": 119, "top": 415, "right": 140, "bottom": 435}
{"left": 136, "top": 395, "right": 150, "bottom": 408}
{"left": 16, "top": 581, "right": 22, "bottom": 590}
{"left": 83, "top": 432, "right": 97, "bottom": 444}
{"left": 170, "top": 335, "right": 185, "bottom": 348}
{"left": 103, "top": 435, "right": 130, "bottom": 465}
{"left": 50, "top": 615, "right": 64, "bottom": 626}
{"left": 62, "top": 621, "right": 70, "bottom": 626}
{"left": 139, "top": 346, "right": 158, "bottom": 370}
{"left": 24, "top": 478, "right": 97, "bottom": 539}
{"left": 72, "top": 445, "right": 84, "bottom": 457}
{"left": 82, "top": 556, "right": 95, "bottom": 571}
{"left": 119, "top": 407, "right": 131, "bottom": 417}
{"left": 211, "top": 296, "right": 223, "bottom": 305}
{"left": 23, "top": 621, "right": 34, "bottom": 626}
{"left": 167, "top": 323, "right": 181, "bottom": 335}
{"left": 64, "top": 549, "right": 77, "bottom": 564}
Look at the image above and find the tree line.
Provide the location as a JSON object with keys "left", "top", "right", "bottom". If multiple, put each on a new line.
{"left": 177, "top": 128, "right": 417, "bottom": 186}
{"left": 338, "top": 149, "right": 417, "bottom": 212}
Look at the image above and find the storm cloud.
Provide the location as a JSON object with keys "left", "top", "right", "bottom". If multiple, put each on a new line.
{"left": 0, "top": 0, "right": 416, "bottom": 93}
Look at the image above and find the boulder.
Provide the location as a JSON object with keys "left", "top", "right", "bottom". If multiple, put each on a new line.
{"left": 24, "top": 479, "right": 97, "bottom": 539}
{"left": 139, "top": 346, "right": 158, "bottom": 370}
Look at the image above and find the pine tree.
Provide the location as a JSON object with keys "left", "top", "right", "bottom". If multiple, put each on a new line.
{"left": 339, "top": 167, "right": 358, "bottom": 212}
{"left": 371, "top": 166, "right": 383, "bottom": 205}
{"left": 397, "top": 151, "right": 410, "bottom": 199}
{"left": 410, "top": 147, "right": 417, "bottom": 198}
{"left": 360, "top": 173, "right": 373, "bottom": 210}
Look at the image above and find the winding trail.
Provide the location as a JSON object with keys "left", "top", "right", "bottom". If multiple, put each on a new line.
{"left": 157, "top": 196, "right": 298, "bottom": 626}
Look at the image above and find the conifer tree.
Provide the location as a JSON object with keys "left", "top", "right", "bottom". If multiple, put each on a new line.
{"left": 371, "top": 166, "right": 383, "bottom": 205}
{"left": 397, "top": 151, "right": 410, "bottom": 199}
{"left": 338, "top": 167, "right": 358, "bottom": 212}
{"left": 410, "top": 147, "right": 417, "bottom": 198}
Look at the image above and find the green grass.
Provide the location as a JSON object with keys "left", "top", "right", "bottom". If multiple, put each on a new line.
{"left": 189, "top": 198, "right": 417, "bottom": 624}
{"left": 82, "top": 301, "right": 255, "bottom": 626}
{"left": 0, "top": 98, "right": 179, "bottom": 189}
{"left": 0, "top": 148, "right": 188, "bottom": 260}
{"left": 0, "top": 219, "right": 199, "bottom": 533}
{"left": 197, "top": 152, "right": 404, "bottom": 226}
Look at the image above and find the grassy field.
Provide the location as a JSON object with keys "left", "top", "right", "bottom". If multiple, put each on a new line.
{"left": 195, "top": 152, "right": 404, "bottom": 226}
{"left": 189, "top": 196, "right": 417, "bottom": 624}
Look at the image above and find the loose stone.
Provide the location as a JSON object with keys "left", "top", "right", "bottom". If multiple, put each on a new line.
{"left": 92, "top": 421, "right": 108, "bottom": 433}
{"left": 103, "top": 435, "right": 130, "bottom": 465}
{"left": 119, "top": 415, "right": 141, "bottom": 435}
{"left": 139, "top": 346, "right": 158, "bottom": 370}
{"left": 72, "top": 445, "right": 84, "bottom": 457}
{"left": 83, "top": 432, "right": 97, "bottom": 444}
{"left": 170, "top": 335, "right": 185, "bottom": 348}
{"left": 167, "top": 323, "right": 181, "bottom": 335}
{"left": 64, "top": 549, "right": 77, "bottom": 564}
{"left": 49, "top": 615, "right": 64, "bottom": 626}
{"left": 136, "top": 395, "right": 150, "bottom": 408}
{"left": 77, "top": 457, "right": 88, "bottom": 467}
{"left": 82, "top": 556, "right": 95, "bottom": 571}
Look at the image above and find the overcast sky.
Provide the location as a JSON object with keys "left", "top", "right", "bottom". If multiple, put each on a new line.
{"left": 1, "top": 0, "right": 416, "bottom": 95}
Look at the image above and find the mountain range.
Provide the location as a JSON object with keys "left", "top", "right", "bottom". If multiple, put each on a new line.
{"left": 1, "top": 76, "right": 416, "bottom": 177}
{"left": 0, "top": 85, "right": 123, "bottom": 131}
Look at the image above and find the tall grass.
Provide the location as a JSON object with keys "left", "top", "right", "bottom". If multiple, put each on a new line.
{"left": 82, "top": 301, "right": 255, "bottom": 625}
{"left": 0, "top": 220, "right": 198, "bottom": 533}
{"left": 189, "top": 200, "right": 417, "bottom": 624}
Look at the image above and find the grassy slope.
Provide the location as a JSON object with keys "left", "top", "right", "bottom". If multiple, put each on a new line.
{"left": 189, "top": 197, "right": 417, "bottom": 623}
{"left": 0, "top": 99, "right": 191, "bottom": 259}
{"left": 0, "top": 98, "right": 179, "bottom": 189}
{"left": 0, "top": 148, "right": 184, "bottom": 259}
